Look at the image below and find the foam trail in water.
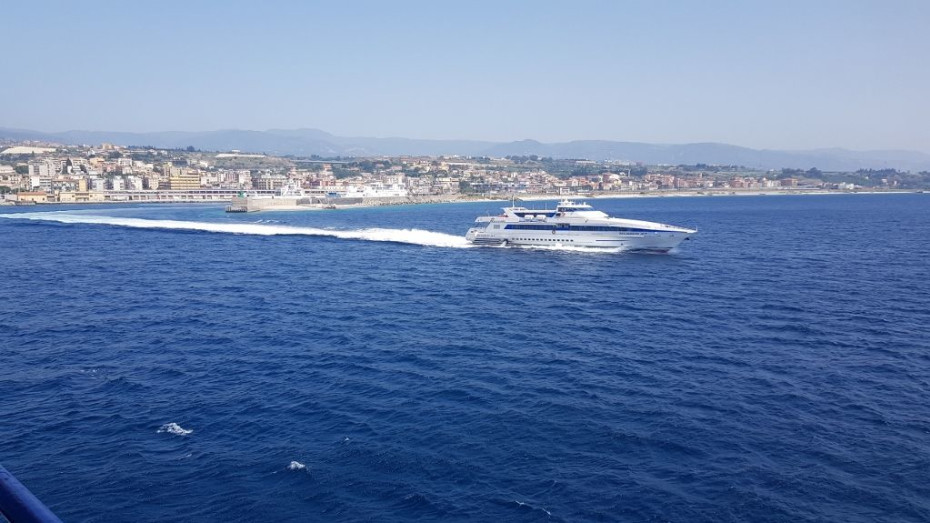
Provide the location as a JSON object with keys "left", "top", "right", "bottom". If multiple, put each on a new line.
{"left": 2, "top": 211, "right": 646, "bottom": 253}
{"left": 287, "top": 461, "right": 308, "bottom": 471}
{"left": 1, "top": 211, "right": 472, "bottom": 248}
{"left": 157, "top": 422, "right": 193, "bottom": 436}
{"left": 513, "top": 500, "right": 553, "bottom": 517}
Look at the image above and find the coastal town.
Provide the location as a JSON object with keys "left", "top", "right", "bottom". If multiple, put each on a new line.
{"left": 1, "top": 140, "right": 926, "bottom": 206}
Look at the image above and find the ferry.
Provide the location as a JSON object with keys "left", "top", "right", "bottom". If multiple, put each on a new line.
{"left": 465, "top": 199, "right": 696, "bottom": 252}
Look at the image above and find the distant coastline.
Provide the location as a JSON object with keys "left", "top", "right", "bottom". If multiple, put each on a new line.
{"left": 2, "top": 188, "right": 921, "bottom": 211}
{"left": 512, "top": 188, "right": 920, "bottom": 201}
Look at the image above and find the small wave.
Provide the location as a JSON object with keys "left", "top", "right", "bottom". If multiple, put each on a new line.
{"left": 157, "top": 422, "right": 193, "bottom": 436}
{"left": 512, "top": 500, "right": 552, "bottom": 517}
{"left": 1, "top": 212, "right": 472, "bottom": 249}
{"left": 287, "top": 461, "right": 307, "bottom": 471}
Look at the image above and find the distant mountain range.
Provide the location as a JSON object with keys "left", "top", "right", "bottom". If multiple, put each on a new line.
{"left": 2, "top": 127, "right": 929, "bottom": 172}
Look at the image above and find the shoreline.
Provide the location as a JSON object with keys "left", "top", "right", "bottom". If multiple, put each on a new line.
{"left": 231, "top": 189, "right": 923, "bottom": 212}
{"left": 1, "top": 188, "right": 921, "bottom": 211}
{"left": 508, "top": 189, "right": 919, "bottom": 201}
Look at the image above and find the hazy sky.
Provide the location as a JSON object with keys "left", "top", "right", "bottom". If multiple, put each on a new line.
{"left": 3, "top": 0, "right": 928, "bottom": 151}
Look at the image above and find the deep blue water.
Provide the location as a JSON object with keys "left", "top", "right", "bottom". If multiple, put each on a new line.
{"left": 1, "top": 194, "right": 929, "bottom": 522}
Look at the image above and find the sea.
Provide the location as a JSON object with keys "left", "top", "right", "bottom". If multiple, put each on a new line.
{"left": 1, "top": 193, "right": 929, "bottom": 522}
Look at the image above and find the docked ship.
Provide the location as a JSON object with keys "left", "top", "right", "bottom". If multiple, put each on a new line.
{"left": 465, "top": 199, "right": 696, "bottom": 252}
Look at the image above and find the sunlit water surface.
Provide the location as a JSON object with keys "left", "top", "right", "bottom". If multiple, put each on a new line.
{"left": 1, "top": 194, "right": 929, "bottom": 522}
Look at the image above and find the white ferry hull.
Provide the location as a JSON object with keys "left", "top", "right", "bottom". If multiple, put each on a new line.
{"left": 466, "top": 228, "right": 692, "bottom": 252}
{"left": 464, "top": 199, "right": 696, "bottom": 253}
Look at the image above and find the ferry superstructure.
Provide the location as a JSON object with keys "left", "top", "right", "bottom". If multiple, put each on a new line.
{"left": 465, "top": 199, "right": 696, "bottom": 252}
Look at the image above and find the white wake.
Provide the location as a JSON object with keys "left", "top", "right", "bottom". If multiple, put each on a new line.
{"left": 0, "top": 211, "right": 473, "bottom": 249}
{"left": 1, "top": 211, "right": 638, "bottom": 253}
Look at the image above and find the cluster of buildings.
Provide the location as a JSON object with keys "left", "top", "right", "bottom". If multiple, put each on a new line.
{"left": 0, "top": 145, "right": 246, "bottom": 203}
{"left": 0, "top": 142, "right": 879, "bottom": 205}
{"left": 0, "top": 145, "right": 415, "bottom": 203}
